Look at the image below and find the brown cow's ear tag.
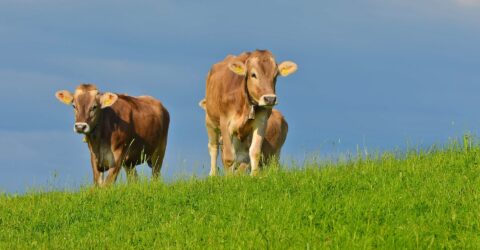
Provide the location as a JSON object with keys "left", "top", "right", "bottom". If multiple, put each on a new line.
{"left": 278, "top": 61, "right": 298, "bottom": 77}
{"left": 100, "top": 92, "right": 118, "bottom": 109}
{"left": 83, "top": 136, "right": 88, "bottom": 143}
{"left": 228, "top": 62, "right": 246, "bottom": 76}
{"left": 55, "top": 90, "right": 74, "bottom": 105}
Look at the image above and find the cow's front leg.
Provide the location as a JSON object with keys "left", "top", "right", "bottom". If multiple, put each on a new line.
{"left": 221, "top": 122, "right": 235, "bottom": 175}
{"left": 249, "top": 112, "right": 269, "bottom": 176}
{"left": 206, "top": 122, "right": 220, "bottom": 176}
{"left": 90, "top": 152, "right": 104, "bottom": 186}
{"left": 249, "top": 133, "right": 264, "bottom": 176}
{"left": 104, "top": 165, "right": 122, "bottom": 185}
{"left": 104, "top": 149, "right": 123, "bottom": 186}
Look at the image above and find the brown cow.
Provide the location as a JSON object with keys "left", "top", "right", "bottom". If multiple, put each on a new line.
{"left": 204, "top": 50, "right": 297, "bottom": 176}
{"left": 55, "top": 84, "right": 169, "bottom": 186}
{"left": 199, "top": 99, "right": 288, "bottom": 173}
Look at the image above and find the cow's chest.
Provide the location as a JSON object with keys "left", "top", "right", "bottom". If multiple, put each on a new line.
{"left": 229, "top": 109, "right": 270, "bottom": 164}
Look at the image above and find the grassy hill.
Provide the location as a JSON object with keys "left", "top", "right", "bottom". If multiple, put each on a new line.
{"left": 1, "top": 141, "right": 479, "bottom": 249}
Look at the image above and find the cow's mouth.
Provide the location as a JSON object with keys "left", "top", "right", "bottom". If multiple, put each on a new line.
{"left": 74, "top": 122, "right": 91, "bottom": 134}
{"left": 259, "top": 103, "right": 276, "bottom": 108}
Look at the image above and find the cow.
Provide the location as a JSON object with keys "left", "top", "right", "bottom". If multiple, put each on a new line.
{"left": 199, "top": 99, "right": 288, "bottom": 173}
{"left": 204, "top": 50, "right": 297, "bottom": 176}
{"left": 55, "top": 84, "right": 169, "bottom": 186}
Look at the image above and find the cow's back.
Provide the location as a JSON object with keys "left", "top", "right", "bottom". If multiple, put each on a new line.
{"left": 109, "top": 95, "right": 169, "bottom": 157}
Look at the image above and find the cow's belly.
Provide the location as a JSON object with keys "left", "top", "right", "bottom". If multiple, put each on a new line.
{"left": 123, "top": 151, "right": 148, "bottom": 167}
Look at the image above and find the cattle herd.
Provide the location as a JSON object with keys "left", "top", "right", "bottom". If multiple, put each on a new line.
{"left": 56, "top": 50, "right": 297, "bottom": 186}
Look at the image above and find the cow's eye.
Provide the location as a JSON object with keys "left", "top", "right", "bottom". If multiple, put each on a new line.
{"left": 72, "top": 104, "right": 76, "bottom": 109}
{"left": 251, "top": 73, "right": 257, "bottom": 79}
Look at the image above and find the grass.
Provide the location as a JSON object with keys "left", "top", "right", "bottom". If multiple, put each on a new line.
{"left": 1, "top": 140, "right": 480, "bottom": 249}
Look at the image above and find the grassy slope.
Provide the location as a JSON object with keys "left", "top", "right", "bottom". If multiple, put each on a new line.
{"left": 1, "top": 143, "right": 479, "bottom": 249}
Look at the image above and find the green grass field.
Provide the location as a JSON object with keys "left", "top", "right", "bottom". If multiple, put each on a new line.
{"left": 1, "top": 140, "right": 480, "bottom": 249}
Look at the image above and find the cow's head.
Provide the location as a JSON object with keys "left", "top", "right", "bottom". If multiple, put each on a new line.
{"left": 228, "top": 50, "right": 297, "bottom": 107}
{"left": 55, "top": 84, "right": 118, "bottom": 134}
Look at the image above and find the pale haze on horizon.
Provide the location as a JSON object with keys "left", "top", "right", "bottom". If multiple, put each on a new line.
{"left": 0, "top": 0, "right": 479, "bottom": 192}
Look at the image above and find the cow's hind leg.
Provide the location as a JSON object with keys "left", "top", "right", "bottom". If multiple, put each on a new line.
{"left": 232, "top": 136, "right": 249, "bottom": 175}
{"left": 124, "top": 166, "right": 138, "bottom": 183}
{"left": 237, "top": 162, "right": 250, "bottom": 175}
{"left": 149, "top": 141, "right": 167, "bottom": 180}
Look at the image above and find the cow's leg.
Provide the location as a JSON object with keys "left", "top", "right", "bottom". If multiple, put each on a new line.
{"left": 238, "top": 162, "right": 250, "bottom": 174}
{"left": 95, "top": 172, "right": 104, "bottom": 186}
{"left": 104, "top": 149, "right": 123, "bottom": 185}
{"left": 249, "top": 111, "right": 269, "bottom": 176}
{"left": 249, "top": 131, "right": 266, "bottom": 176}
{"left": 206, "top": 121, "right": 220, "bottom": 176}
{"left": 220, "top": 122, "right": 235, "bottom": 175}
{"left": 104, "top": 167, "right": 121, "bottom": 185}
{"left": 124, "top": 166, "right": 138, "bottom": 183}
{"left": 232, "top": 136, "right": 249, "bottom": 174}
{"left": 90, "top": 152, "right": 104, "bottom": 186}
{"left": 150, "top": 140, "right": 167, "bottom": 180}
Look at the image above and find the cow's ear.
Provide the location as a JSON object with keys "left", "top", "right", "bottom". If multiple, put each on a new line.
{"left": 198, "top": 99, "right": 206, "bottom": 110}
{"left": 100, "top": 92, "right": 118, "bottom": 109}
{"left": 55, "top": 90, "right": 74, "bottom": 105}
{"left": 228, "top": 61, "right": 246, "bottom": 76}
{"left": 278, "top": 61, "right": 298, "bottom": 77}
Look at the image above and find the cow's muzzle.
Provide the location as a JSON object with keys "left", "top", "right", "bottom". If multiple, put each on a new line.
{"left": 259, "top": 94, "right": 278, "bottom": 107}
{"left": 74, "top": 122, "right": 90, "bottom": 134}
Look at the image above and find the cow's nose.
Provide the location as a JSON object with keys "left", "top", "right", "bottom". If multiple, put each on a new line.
{"left": 263, "top": 95, "right": 277, "bottom": 106}
{"left": 74, "top": 123, "right": 89, "bottom": 133}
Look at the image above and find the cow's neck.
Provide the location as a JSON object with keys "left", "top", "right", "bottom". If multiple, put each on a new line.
{"left": 235, "top": 78, "right": 271, "bottom": 140}
{"left": 85, "top": 112, "right": 105, "bottom": 151}
{"left": 241, "top": 77, "right": 258, "bottom": 120}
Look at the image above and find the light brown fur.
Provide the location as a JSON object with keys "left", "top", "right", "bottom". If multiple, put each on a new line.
{"left": 204, "top": 50, "right": 296, "bottom": 176}
{"left": 200, "top": 99, "right": 287, "bottom": 172}
{"left": 56, "top": 84, "right": 169, "bottom": 186}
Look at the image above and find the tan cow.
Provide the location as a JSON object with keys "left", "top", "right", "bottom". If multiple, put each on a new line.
{"left": 204, "top": 50, "right": 297, "bottom": 176}
{"left": 199, "top": 99, "right": 288, "bottom": 173}
{"left": 55, "top": 84, "right": 169, "bottom": 186}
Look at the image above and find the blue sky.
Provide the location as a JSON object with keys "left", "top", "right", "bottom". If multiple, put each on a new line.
{"left": 1, "top": 0, "right": 480, "bottom": 192}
